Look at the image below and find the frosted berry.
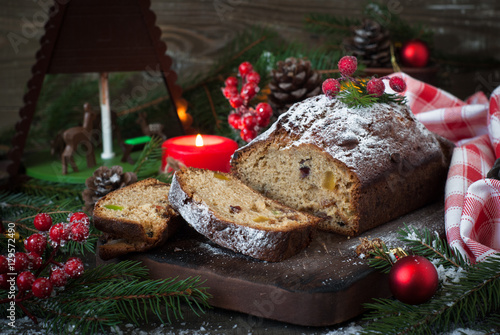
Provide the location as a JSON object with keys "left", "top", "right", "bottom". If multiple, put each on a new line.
{"left": 240, "top": 82, "right": 258, "bottom": 101}
{"left": 242, "top": 114, "right": 257, "bottom": 129}
{"left": 229, "top": 96, "right": 243, "bottom": 109}
{"left": 240, "top": 128, "right": 257, "bottom": 143}
{"left": 24, "top": 233, "right": 47, "bottom": 255}
{"left": 246, "top": 71, "right": 261, "bottom": 84}
{"left": 27, "top": 252, "right": 43, "bottom": 270}
{"left": 255, "top": 102, "right": 272, "bottom": 120}
{"left": 222, "top": 85, "right": 238, "bottom": 99}
{"left": 69, "top": 212, "right": 90, "bottom": 226}
{"left": 32, "top": 277, "right": 53, "bottom": 298}
{"left": 224, "top": 76, "right": 238, "bottom": 87}
{"left": 34, "top": 213, "right": 52, "bottom": 232}
{"left": 70, "top": 221, "right": 90, "bottom": 242}
{"left": 64, "top": 257, "right": 84, "bottom": 279}
{"left": 228, "top": 113, "right": 242, "bottom": 130}
{"left": 389, "top": 76, "right": 407, "bottom": 93}
{"left": 238, "top": 61, "right": 253, "bottom": 78}
{"left": 256, "top": 115, "right": 270, "bottom": 128}
{"left": 322, "top": 78, "right": 341, "bottom": 99}
{"left": 50, "top": 268, "right": 67, "bottom": 287}
{"left": 338, "top": 56, "right": 357, "bottom": 77}
{"left": 14, "top": 252, "right": 30, "bottom": 272}
{"left": 0, "top": 255, "right": 8, "bottom": 274}
{"left": 49, "top": 223, "right": 70, "bottom": 245}
{"left": 366, "top": 78, "right": 385, "bottom": 97}
{"left": 0, "top": 274, "right": 9, "bottom": 290}
{"left": 16, "top": 271, "right": 36, "bottom": 292}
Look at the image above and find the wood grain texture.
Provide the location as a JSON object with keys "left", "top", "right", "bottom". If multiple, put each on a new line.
{"left": 1, "top": 0, "right": 500, "bottom": 132}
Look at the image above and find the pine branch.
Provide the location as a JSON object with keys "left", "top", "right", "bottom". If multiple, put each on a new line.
{"left": 337, "top": 85, "right": 378, "bottom": 108}
{"left": 23, "top": 261, "right": 211, "bottom": 334}
{"left": 366, "top": 242, "right": 393, "bottom": 273}
{"left": 132, "top": 136, "right": 163, "bottom": 179}
{"left": 337, "top": 79, "right": 407, "bottom": 108}
{"left": 0, "top": 191, "right": 65, "bottom": 216}
{"left": 397, "top": 224, "right": 467, "bottom": 269}
{"left": 155, "top": 171, "right": 174, "bottom": 184}
{"left": 304, "top": 13, "right": 358, "bottom": 39}
{"left": 202, "top": 83, "right": 222, "bottom": 130}
{"left": 361, "top": 226, "right": 500, "bottom": 334}
{"left": 20, "top": 179, "right": 86, "bottom": 203}
{"left": 376, "top": 92, "right": 407, "bottom": 105}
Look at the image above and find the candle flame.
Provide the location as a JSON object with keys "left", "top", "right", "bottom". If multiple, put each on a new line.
{"left": 176, "top": 99, "right": 193, "bottom": 130}
{"left": 195, "top": 134, "right": 204, "bottom": 147}
{"left": 177, "top": 105, "right": 187, "bottom": 118}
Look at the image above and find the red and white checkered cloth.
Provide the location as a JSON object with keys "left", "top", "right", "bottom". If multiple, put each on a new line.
{"left": 390, "top": 73, "right": 500, "bottom": 263}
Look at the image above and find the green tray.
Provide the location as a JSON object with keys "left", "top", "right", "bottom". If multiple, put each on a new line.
{"left": 24, "top": 149, "right": 157, "bottom": 184}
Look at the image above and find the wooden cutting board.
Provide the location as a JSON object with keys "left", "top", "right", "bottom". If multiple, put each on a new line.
{"left": 127, "top": 201, "right": 444, "bottom": 327}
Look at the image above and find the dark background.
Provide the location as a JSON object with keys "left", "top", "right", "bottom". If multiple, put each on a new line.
{"left": 1, "top": 0, "right": 499, "bottom": 132}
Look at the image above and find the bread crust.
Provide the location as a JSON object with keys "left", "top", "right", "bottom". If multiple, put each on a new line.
{"left": 98, "top": 234, "right": 152, "bottom": 260}
{"left": 168, "top": 168, "right": 319, "bottom": 262}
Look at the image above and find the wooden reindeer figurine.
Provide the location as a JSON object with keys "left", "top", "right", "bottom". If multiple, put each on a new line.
{"left": 61, "top": 103, "right": 97, "bottom": 175}
{"left": 136, "top": 112, "right": 166, "bottom": 139}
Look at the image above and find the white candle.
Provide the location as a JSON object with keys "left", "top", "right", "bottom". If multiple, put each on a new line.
{"left": 99, "top": 72, "right": 115, "bottom": 159}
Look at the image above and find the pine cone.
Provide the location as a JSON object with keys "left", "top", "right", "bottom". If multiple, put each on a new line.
{"left": 268, "top": 57, "right": 322, "bottom": 116}
{"left": 486, "top": 158, "right": 500, "bottom": 180}
{"left": 82, "top": 166, "right": 137, "bottom": 214}
{"left": 343, "top": 19, "right": 392, "bottom": 68}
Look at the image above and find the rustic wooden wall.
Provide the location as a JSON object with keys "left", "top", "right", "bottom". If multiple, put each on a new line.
{"left": 1, "top": 0, "right": 499, "bottom": 133}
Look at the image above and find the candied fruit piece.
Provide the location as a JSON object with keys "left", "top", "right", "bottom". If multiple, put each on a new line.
{"left": 300, "top": 166, "right": 310, "bottom": 179}
{"left": 251, "top": 200, "right": 266, "bottom": 212}
{"left": 299, "top": 159, "right": 312, "bottom": 178}
{"left": 322, "top": 171, "right": 336, "bottom": 190}
{"left": 229, "top": 205, "right": 242, "bottom": 214}
{"left": 213, "top": 172, "right": 230, "bottom": 180}
{"left": 104, "top": 204, "right": 123, "bottom": 210}
{"left": 253, "top": 216, "right": 270, "bottom": 223}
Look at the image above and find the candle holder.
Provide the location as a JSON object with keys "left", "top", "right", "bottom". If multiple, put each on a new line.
{"left": 162, "top": 135, "right": 238, "bottom": 173}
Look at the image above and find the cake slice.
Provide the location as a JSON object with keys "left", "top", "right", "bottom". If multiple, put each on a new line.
{"left": 168, "top": 168, "right": 319, "bottom": 262}
{"left": 93, "top": 178, "right": 182, "bottom": 260}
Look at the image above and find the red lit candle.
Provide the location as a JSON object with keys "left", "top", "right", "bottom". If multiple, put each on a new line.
{"left": 161, "top": 134, "right": 238, "bottom": 173}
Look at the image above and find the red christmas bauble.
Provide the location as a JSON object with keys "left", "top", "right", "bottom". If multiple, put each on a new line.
{"left": 389, "top": 255, "right": 439, "bottom": 305}
{"left": 400, "top": 40, "right": 430, "bottom": 68}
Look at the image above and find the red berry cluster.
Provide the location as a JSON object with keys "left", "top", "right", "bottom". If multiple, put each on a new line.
{"left": 0, "top": 212, "right": 89, "bottom": 309}
{"left": 322, "top": 55, "right": 407, "bottom": 99}
{"left": 223, "top": 61, "right": 273, "bottom": 142}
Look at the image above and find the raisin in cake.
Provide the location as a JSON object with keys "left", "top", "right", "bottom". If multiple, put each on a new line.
{"left": 168, "top": 168, "right": 319, "bottom": 262}
{"left": 93, "top": 178, "right": 182, "bottom": 260}
{"left": 231, "top": 95, "right": 453, "bottom": 236}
